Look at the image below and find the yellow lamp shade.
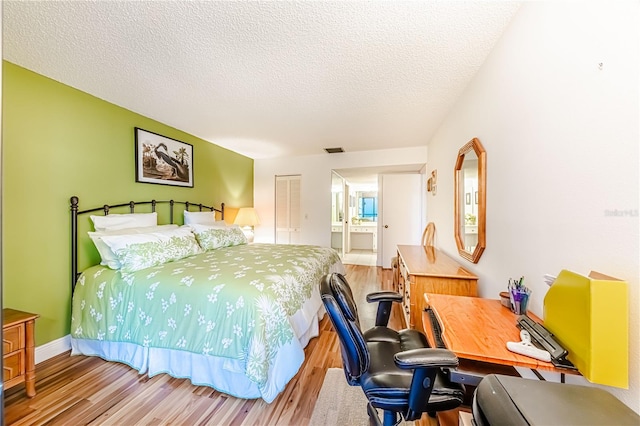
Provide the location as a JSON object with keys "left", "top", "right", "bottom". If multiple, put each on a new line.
{"left": 234, "top": 207, "right": 260, "bottom": 227}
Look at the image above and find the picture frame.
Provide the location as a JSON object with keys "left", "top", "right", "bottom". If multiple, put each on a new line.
{"left": 466, "top": 193, "right": 471, "bottom": 205}
{"left": 135, "top": 127, "right": 194, "bottom": 187}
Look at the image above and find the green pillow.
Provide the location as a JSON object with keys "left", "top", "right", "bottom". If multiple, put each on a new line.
{"left": 101, "top": 227, "right": 202, "bottom": 272}
{"left": 191, "top": 224, "right": 248, "bottom": 251}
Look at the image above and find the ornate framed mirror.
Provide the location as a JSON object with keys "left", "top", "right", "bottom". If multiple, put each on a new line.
{"left": 454, "top": 137, "right": 486, "bottom": 263}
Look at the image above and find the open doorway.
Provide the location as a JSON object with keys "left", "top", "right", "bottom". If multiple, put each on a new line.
{"left": 344, "top": 183, "right": 378, "bottom": 266}
{"left": 330, "top": 171, "right": 345, "bottom": 259}
{"left": 332, "top": 164, "right": 425, "bottom": 267}
{"left": 331, "top": 169, "right": 378, "bottom": 265}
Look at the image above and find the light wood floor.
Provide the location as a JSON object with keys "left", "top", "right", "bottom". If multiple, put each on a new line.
{"left": 4, "top": 265, "right": 445, "bottom": 425}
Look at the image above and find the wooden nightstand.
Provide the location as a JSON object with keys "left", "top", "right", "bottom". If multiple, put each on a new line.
{"left": 3, "top": 308, "right": 39, "bottom": 397}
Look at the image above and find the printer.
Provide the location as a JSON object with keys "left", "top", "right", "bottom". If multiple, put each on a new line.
{"left": 472, "top": 374, "right": 639, "bottom": 425}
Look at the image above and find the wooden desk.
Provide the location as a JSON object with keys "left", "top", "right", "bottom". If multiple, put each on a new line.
{"left": 396, "top": 246, "right": 477, "bottom": 333}
{"left": 422, "top": 293, "right": 565, "bottom": 373}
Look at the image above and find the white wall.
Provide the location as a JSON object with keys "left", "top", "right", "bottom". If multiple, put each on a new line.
{"left": 427, "top": 1, "right": 639, "bottom": 412}
{"left": 253, "top": 146, "right": 427, "bottom": 247}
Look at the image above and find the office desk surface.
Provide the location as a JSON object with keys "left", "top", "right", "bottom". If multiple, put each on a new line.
{"left": 423, "top": 293, "right": 566, "bottom": 373}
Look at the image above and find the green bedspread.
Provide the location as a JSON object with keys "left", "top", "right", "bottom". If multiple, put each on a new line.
{"left": 71, "top": 243, "right": 340, "bottom": 385}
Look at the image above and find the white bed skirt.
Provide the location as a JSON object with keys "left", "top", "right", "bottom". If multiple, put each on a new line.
{"left": 71, "top": 261, "right": 344, "bottom": 403}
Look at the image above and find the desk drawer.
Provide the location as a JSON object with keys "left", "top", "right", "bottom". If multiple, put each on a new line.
{"left": 399, "top": 259, "right": 409, "bottom": 281}
{"left": 3, "top": 323, "right": 25, "bottom": 353}
{"left": 403, "top": 281, "right": 411, "bottom": 327}
{"left": 3, "top": 350, "right": 25, "bottom": 382}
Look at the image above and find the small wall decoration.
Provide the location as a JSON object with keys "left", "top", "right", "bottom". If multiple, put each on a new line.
{"left": 135, "top": 127, "right": 194, "bottom": 187}
{"left": 427, "top": 169, "right": 438, "bottom": 196}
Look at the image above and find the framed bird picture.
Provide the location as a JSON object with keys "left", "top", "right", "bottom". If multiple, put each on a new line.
{"left": 135, "top": 127, "right": 194, "bottom": 187}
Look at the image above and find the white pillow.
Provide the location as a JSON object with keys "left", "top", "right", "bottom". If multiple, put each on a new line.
{"left": 191, "top": 223, "right": 248, "bottom": 251}
{"left": 91, "top": 212, "right": 158, "bottom": 232}
{"left": 100, "top": 227, "right": 202, "bottom": 273}
{"left": 89, "top": 224, "right": 179, "bottom": 269}
{"left": 183, "top": 210, "right": 226, "bottom": 226}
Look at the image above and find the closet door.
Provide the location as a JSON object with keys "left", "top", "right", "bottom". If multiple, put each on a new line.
{"left": 275, "top": 175, "right": 301, "bottom": 244}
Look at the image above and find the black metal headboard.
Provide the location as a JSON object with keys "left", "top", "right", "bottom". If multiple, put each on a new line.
{"left": 70, "top": 196, "right": 224, "bottom": 293}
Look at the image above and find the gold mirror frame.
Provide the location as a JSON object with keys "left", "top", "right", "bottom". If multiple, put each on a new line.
{"left": 454, "top": 137, "right": 486, "bottom": 263}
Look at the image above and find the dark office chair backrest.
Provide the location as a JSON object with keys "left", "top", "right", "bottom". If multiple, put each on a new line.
{"left": 321, "top": 273, "right": 369, "bottom": 384}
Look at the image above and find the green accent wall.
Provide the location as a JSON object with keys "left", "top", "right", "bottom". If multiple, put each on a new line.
{"left": 2, "top": 61, "right": 254, "bottom": 346}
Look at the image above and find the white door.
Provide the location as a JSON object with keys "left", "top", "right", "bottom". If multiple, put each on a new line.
{"left": 275, "top": 175, "right": 301, "bottom": 244}
{"left": 380, "top": 174, "right": 423, "bottom": 268}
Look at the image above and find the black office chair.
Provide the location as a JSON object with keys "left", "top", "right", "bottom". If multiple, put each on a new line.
{"left": 320, "top": 273, "right": 465, "bottom": 425}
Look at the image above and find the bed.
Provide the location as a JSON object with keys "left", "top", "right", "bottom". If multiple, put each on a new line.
{"left": 69, "top": 196, "right": 344, "bottom": 403}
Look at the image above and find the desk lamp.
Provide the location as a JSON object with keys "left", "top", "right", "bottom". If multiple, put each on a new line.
{"left": 234, "top": 207, "right": 260, "bottom": 243}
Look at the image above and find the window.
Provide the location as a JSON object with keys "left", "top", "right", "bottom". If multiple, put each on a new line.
{"left": 359, "top": 196, "right": 377, "bottom": 220}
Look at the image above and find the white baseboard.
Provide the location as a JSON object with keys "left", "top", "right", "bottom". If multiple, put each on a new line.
{"left": 35, "top": 334, "right": 71, "bottom": 364}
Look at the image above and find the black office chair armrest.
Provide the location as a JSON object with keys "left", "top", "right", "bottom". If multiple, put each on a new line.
{"left": 394, "top": 348, "right": 459, "bottom": 369}
{"left": 366, "top": 291, "right": 403, "bottom": 303}
{"left": 366, "top": 291, "right": 403, "bottom": 327}
{"left": 395, "top": 348, "right": 461, "bottom": 421}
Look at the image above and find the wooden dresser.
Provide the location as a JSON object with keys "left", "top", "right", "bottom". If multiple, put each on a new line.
{"left": 396, "top": 245, "right": 478, "bottom": 333}
{"left": 3, "top": 308, "right": 39, "bottom": 397}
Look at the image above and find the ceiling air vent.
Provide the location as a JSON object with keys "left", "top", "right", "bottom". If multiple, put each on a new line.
{"left": 324, "top": 147, "right": 344, "bottom": 154}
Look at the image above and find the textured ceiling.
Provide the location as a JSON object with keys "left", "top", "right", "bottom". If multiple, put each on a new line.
{"left": 3, "top": 1, "right": 520, "bottom": 159}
